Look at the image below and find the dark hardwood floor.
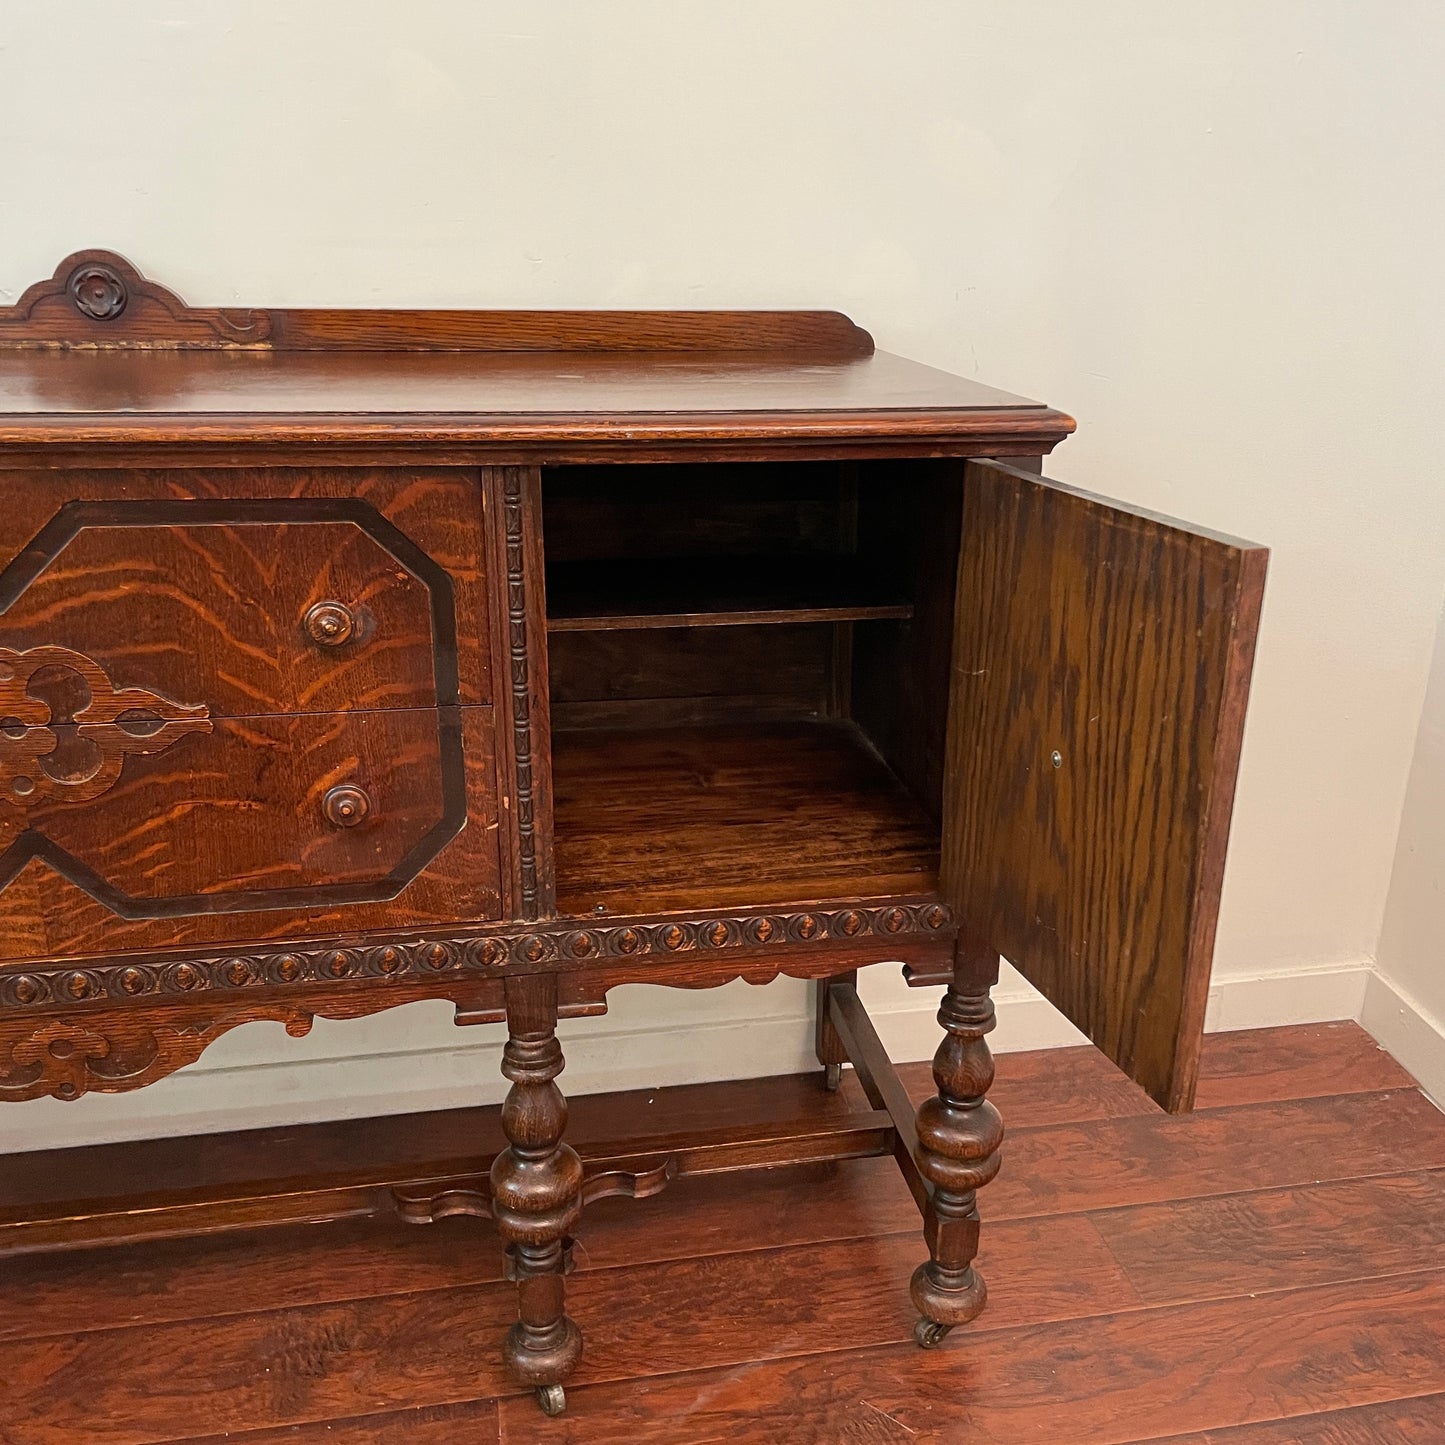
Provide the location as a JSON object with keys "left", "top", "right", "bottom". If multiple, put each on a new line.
{"left": 1, "top": 1021, "right": 1442, "bottom": 1443}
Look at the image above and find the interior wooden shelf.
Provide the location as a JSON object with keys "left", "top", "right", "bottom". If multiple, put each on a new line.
{"left": 551, "top": 719, "right": 940, "bottom": 918}
{"left": 545, "top": 556, "right": 913, "bottom": 632}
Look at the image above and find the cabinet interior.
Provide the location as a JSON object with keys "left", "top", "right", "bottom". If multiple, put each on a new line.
{"left": 542, "top": 459, "right": 963, "bottom": 917}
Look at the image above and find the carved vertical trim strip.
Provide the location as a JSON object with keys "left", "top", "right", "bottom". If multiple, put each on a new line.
{"left": 503, "top": 468, "right": 540, "bottom": 919}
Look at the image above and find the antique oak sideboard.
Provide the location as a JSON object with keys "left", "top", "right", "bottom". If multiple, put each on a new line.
{"left": 0, "top": 252, "right": 1265, "bottom": 1417}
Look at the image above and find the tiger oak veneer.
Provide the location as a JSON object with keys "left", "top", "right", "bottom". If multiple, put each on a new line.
{"left": 0, "top": 251, "right": 1266, "bottom": 1417}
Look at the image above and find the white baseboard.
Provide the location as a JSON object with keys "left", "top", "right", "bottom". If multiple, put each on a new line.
{"left": 1359, "top": 970, "right": 1445, "bottom": 1109}
{"left": 1203, "top": 959, "right": 1372, "bottom": 1032}
{"left": 0, "top": 958, "right": 1376, "bottom": 1155}
{"left": 865, "top": 957, "right": 1374, "bottom": 1065}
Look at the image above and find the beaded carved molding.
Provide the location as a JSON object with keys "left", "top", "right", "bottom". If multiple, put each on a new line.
{"left": 0, "top": 901, "right": 955, "bottom": 1013}
{"left": 502, "top": 468, "right": 542, "bottom": 919}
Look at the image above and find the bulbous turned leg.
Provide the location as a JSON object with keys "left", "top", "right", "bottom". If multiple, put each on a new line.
{"left": 910, "top": 952, "right": 1004, "bottom": 1346}
{"left": 490, "top": 975, "right": 583, "bottom": 1413}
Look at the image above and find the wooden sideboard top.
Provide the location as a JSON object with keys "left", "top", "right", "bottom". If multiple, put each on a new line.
{"left": 0, "top": 251, "right": 1075, "bottom": 454}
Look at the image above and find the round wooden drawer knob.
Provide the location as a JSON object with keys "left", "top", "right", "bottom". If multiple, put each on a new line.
{"left": 322, "top": 784, "right": 371, "bottom": 828}
{"left": 304, "top": 601, "right": 356, "bottom": 646}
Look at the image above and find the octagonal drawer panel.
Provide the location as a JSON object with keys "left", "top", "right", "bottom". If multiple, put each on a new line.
{"left": 0, "top": 468, "right": 491, "bottom": 717}
{"left": 0, "top": 704, "right": 501, "bottom": 961}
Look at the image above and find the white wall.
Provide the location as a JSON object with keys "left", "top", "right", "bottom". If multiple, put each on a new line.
{"left": 2, "top": 2, "right": 1443, "bottom": 1147}
{"left": 1367, "top": 600, "right": 1445, "bottom": 1104}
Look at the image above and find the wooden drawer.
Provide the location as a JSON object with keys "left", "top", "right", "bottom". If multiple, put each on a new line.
{"left": 0, "top": 706, "right": 501, "bottom": 961}
{"left": 0, "top": 466, "right": 506, "bottom": 961}
{"left": 0, "top": 468, "right": 492, "bottom": 715}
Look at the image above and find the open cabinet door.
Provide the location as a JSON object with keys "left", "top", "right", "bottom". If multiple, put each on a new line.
{"left": 942, "top": 460, "right": 1267, "bottom": 1113}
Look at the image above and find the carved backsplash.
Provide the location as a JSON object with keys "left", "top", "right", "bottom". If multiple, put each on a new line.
{"left": 0, "top": 250, "right": 272, "bottom": 349}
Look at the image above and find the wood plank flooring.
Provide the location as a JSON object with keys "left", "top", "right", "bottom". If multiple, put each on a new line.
{"left": 0, "top": 1021, "right": 1441, "bottom": 1443}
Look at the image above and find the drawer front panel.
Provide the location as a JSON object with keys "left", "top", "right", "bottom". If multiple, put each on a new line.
{"left": 0, "top": 468, "right": 491, "bottom": 716}
{"left": 0, "top": 705, "right": 502, "bottom": 961}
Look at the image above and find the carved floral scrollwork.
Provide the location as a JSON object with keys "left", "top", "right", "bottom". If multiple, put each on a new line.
{"left": 0, "top": 645, "right": 210, "bottom": 820}
{"left": 0, "top": 1008, "right": 313, "bottom": 1102}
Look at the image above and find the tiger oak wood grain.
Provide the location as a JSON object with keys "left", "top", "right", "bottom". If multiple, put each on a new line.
{"left": 0, "top": 706, "right": 500, "bottom": 959}
{"left": 0, "top": 467, "right": 491, "bottom": 715}
{"left": 944, "top": 459, "right": 1268, "bottom": 1112}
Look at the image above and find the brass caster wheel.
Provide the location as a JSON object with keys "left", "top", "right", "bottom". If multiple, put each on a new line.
{"left": 536, "top": 1384, "right": 567, "bottom": 1417}
{"left": 914, "top": 1317, "right": 954, "bottom": 1349}
{"left": 823, "top": 1061, "right": 843, "bottom": 1092}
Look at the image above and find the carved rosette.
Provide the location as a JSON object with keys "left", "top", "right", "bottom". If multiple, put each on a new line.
{"left": 68, "top": 263, "right": 129, "bottom": 321}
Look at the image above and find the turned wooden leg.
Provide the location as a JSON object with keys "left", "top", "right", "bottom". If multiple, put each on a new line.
{"left": 910, "top": 946, "right": 1004, "bottom": 1347}
{"left": 489, "top": 974, "right": 583, "bottom": 1416}
{"left": 814, "top": 971, "right": 857, "bottom": 1091}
